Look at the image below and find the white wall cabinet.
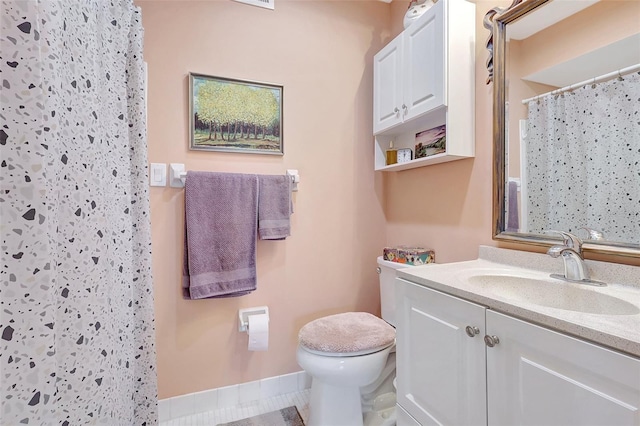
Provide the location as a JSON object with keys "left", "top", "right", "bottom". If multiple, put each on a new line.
{"left": 372, "top": 0, "right": 475, "bottom": 171}
{"left": 396, "top": 278, "right": 640, "bottom": 426}
{"left": 373, "top": 2, "right": 444, "bottom": 135}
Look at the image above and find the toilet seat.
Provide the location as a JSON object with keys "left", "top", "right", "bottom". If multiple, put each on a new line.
{"left": 298, "top": 312, "right": 395, "bottom": 357}
{"left": 300, "top": 340, "right": 394, "bottom": 357}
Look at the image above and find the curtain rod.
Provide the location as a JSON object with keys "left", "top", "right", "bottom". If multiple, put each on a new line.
{"left": 521, "top": 63, "right": 640, "bottom": 104}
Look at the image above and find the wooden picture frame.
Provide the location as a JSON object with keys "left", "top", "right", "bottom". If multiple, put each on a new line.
{"left": 189, "top": 73, "right": 283, "bottom": 155}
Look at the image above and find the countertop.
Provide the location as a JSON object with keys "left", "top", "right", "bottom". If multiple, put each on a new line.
{"left": 396, "top": 246, "right": 640, "bottom": 358}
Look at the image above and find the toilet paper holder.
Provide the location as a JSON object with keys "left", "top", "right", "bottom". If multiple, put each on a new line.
{"left": 238, "top": 306, "right": 269, "bottom": 332}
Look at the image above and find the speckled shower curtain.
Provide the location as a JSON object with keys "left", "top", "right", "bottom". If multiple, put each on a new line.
{"left": 525, "top": 71, "right": 640, "bottom": 244}
{"left": 1, "top": 1, "right": 157, "bottom": 424}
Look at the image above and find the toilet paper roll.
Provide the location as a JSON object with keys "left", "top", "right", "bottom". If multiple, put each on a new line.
{"left": 248, "top": 313, "right": 269, "bottom": 351}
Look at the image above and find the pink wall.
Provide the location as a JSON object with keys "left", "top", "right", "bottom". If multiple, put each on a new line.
{"left": 139, "top": 0, "right": 391, "bottom": 398}
{"left": 140, "top": 0, "right": 640, "bottom": 399}
{"left": 516, "top": 0, "right": 640, "bottom": 77}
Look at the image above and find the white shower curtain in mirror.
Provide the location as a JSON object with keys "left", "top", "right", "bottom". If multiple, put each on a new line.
{"left": 525, "top": 71, "right": 640, "bottom": 244}
{"left": 1, "top": 0, "right": 157, "bottom": 424}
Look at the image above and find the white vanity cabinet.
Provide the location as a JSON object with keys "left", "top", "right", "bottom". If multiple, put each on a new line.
{"left": 486, "top": 310, "right": 640, "bottom": 425}
{"left": 396, "top": 279, "right": 487, "bottom": 426}
{"left": 372, "top": 0, "right": 475, "bottom": 171}
{"left": 396, "top": 278, "right": 640, "bottom": 426}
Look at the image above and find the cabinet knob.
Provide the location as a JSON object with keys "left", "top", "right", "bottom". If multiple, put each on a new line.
{"left": 484, "top": 335, "right": 500, "bottom": 347}
{"left": 394, "top": 107, "right": 399, "bottom": 113}
{"left": 465, "top": 326, "right": 480, "bottom": 337}
{"left": 376, "top": 267, "right": 381, "bottom": 274}
{"left": 402, "top": 104, "right": 407, "bottom": 111}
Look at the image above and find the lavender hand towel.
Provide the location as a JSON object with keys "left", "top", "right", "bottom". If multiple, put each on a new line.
{"left": 258, "top": 175, "right": 293, "bottom": 240}
{"left": 183, "top": 172, "right": 259, "bottom": 299}
{"left": 506, "top": 180, "right": 520, "bottom": 232}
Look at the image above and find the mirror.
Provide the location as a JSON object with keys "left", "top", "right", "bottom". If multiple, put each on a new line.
{"left": 486, "top": 0, "right": 640, "bottom": 258}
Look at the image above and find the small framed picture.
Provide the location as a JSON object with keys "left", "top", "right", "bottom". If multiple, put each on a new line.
{"left": 415, "top": 124, "right": 446, "bottom": 158}
{"left": 189, "top": 73, "right": 283, "bottom": 155}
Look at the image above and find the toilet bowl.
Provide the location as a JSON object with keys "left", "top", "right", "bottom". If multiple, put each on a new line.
{"left": 297, "top": 342, "right": 393, "bottom": 426}
{"left": 297, "top": 343, "right": 393, "bottom": 388}
{"left": 297, "top": 257, "right": 413, "bottom": 426}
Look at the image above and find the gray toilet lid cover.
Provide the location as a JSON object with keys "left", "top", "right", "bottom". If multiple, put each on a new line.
{"left": 298, "top": 312, "right": 395, "bottom": 355}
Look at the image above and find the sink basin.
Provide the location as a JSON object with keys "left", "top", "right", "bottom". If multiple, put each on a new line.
{"left": 468, "top": 274, "right": 640, "bottom": 316}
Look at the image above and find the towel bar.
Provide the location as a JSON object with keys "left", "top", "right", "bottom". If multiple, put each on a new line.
{"left": 169, "top": 163, "right": 299, "bottom": 191}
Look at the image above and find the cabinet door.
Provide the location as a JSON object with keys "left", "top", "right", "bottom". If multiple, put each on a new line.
{"left": 396, "top": 279, "right": 487, "bottom": 426}
{"left": 486, "top": 310, "right": 640, "bottom": 426}
{"left": 373, "top": 33, "right": 403, "bottom": 134}
{"left": 397, "top": 403, "right": 422, "bottom": 426}
{"left": 402, "top": 0, "right": 444, "bottom": 121}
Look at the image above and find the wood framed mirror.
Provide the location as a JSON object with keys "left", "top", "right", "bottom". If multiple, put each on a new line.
{"left": 486, "top": 0, "right": 640, "bottom": 258}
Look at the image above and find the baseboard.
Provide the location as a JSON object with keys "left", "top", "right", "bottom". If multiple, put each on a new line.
{"left": 158, "top": 370, "right": 312, "bottom": 422}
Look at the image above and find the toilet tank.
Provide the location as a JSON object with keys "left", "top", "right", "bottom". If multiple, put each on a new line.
{"left": 377, "top": 256, "right": 417, "bottom": 328}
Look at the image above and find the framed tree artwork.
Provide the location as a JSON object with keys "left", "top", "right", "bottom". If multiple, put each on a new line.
{"left": 189, "top": 73, "right": 283, "bottom": 155}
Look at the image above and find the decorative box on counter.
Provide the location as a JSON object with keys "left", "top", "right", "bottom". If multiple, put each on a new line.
{"left": 398, "top": 247, "right": 435, "bottom": 265}
{"left": 383, "top": 247, "right": 399, "bottom": 262}
{"left": 383, "top": 246, "right": 435, "bottom": 265}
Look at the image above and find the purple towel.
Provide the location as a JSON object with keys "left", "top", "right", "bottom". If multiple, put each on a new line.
{"left": 258, "top": 175, "right": 293, "bottom": 240}
{"left": 183, "top": 172, "right": 259, "bottom": 299}
{"left": 506, "top": 180, "right": 519, "bottom": 232}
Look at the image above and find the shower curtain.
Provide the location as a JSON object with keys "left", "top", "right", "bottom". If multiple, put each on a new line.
{"left": 1, "top": 1, "right": 157, "bottom": 424}
{"left": 525, "top": 71, "right": 640, "bottom": 244}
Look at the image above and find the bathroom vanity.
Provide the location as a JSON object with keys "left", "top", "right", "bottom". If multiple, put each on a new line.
{"left": 394, "top": 247, "right": 640, "bottom": 426}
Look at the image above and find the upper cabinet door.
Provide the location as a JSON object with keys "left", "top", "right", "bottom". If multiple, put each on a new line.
{"left": 373, "top": 33, "right": 404, "bottom": 134}
{"left": 403, "top": 0, "right": 445, "bottom": 122}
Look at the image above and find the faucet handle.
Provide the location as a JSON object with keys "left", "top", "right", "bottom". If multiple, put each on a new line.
{"left": 547, "top": 230, "right": 583, "bottom": 253}
{"left": 582, "top": 227, "right": 605, "bottom": 240}
{"left": 547, "top": 245, "right": 566, "bottom": 258}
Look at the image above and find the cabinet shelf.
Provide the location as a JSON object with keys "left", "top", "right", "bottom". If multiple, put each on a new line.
{"left": 374, "top": 106, "right": 473, "bottom": 171}
{"left": 376, "top": 153, "right": 472, "bottom": 172}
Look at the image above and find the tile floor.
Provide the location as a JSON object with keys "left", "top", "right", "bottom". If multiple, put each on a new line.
{"left": 160, "top": 389, "right": 310, "bottom": 426}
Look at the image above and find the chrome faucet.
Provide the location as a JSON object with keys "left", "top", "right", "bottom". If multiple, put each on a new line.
{"left": 546, "top": 231, "right": 606, "bottom": 286}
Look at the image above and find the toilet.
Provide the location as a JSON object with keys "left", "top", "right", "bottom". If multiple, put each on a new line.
{"left": 296, "top": 257, "right": 411, "bottom": 426}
